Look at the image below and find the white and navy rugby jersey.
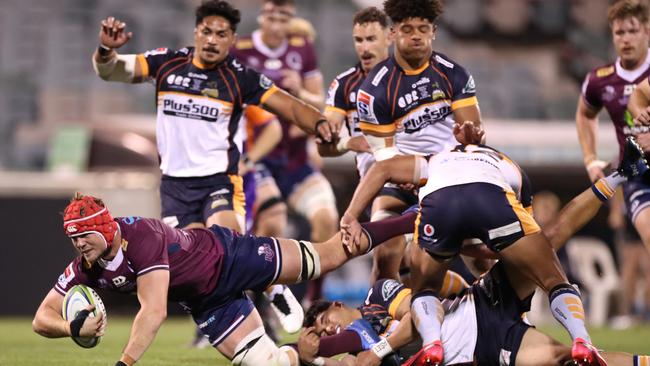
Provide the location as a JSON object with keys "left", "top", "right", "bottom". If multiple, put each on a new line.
{"left": 417, "top": 145, "right": 533, "bottom": 210}
{"left": 356, "top": 52, "right": 478, "bottom": 156}
{"left": 136, "top": 47, "right": 278, "bottom": 177}
{"left": 325, "top": 63, "right": 375, "bottom": 177}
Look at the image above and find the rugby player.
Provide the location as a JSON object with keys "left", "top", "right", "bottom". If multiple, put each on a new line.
{"left": 293, "top": 140, "right": 649, "bottom": 366}
{"left": 31, "top": 192, "right": 415, "bottom": 366}
{"left": 92, "top": 0, "right": 329, "bottom": 334}
{"left": 338, "top": 138, "right": 648, "bottom": 365}
{"left": 230, "top": 0, "right": 341, "bottom": 310}
{"left": 352, "top": 0, "right": 484, "bottom": 283}
{"left": 579, "top": 0, "right": 650, "bottom": 261}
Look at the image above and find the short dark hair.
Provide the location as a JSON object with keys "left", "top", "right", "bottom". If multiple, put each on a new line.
{"left": 383, "top": 0, "right": 443, "bottom": 24}
{"left": 263, "top": 0, "right": 295, "bottom": 6}
{"left": 303, "top": 300, "right": 332, "bottom": 327}
{"left": 195, "top": 0, "right": 241, "bottom": 31}
{"left": 353, "top": 6, "right": 389, "bottom": 28}
{"left": 607, "top": 0, "right": 649, "bottom": 26}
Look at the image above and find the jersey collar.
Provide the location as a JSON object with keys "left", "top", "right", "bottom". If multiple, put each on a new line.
{"left": 615, "top": 48, "right": 650, "bottom": 82}
{"left": 252, "top": 29, "right": 289, "bottom": 59}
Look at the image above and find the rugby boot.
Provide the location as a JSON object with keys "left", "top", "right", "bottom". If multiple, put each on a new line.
{"left": 268, "top": 285, "right": 304, "bottom": 334}
{"left": 401, "top": 340, "right": 443, "bottom": 366}
{"left": 571, "top": 338, "right": 608, "bottom": 366}
{"left": 618, "top": 136, "right": 649, "bottom": 178}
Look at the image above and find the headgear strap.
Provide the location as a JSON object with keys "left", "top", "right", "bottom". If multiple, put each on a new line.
{"left": 63, "top": 195, "right": 117, "bottom": 249}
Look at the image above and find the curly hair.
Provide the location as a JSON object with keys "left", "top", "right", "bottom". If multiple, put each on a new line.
{"left": 353, "top": 6, "right": 389, "bottom": 28}
{"left": 608, "top": 0, "right": 649, "bottom": 26}
{"left": 195, "top": 0, "right": 241, "bottom": 31}
{"left": 383, "top": 0, "right": 443, "bottom": 24}
{"left": 303, "top": 300, "right": 333, "bottom": 327}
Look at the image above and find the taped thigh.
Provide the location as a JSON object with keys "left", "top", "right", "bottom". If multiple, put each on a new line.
{"left": 292, "top": 239, "right": 322, "bottom": 282}
{"left": 231, "top": 327, "right": 290, "bottom": 366}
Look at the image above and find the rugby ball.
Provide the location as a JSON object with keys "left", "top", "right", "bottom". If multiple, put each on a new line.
{"left": 62, "top": 285, "right": 107, "bottom": 348}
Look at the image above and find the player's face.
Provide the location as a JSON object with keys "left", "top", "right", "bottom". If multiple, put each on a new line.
{"left": 70, "top": 233, "right": 106, "bottom": 263}
{"left": 259, "top": 3, "right": 296, "bottom": 48}
{"left": 353, "top": 21, "right": 391, "bottom": 72}
{"left": 313, "top": 303, "right": 353, "bottom": 336}
{"left": 194, "top": 16, "right": 236, "bottom": 66}
{"left": 611, "top": 16, "right": 650, "bottom": 68}
{"left": 393, "top": 17, "right": 435, "bottom": 64}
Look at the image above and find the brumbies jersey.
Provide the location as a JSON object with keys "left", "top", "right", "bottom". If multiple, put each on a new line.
{"left": 231, "top": 31, "right": 320, "bottom": 171}
{"left": 357, "top": 52, "right": 478, "bottom": 155}
{"left": 54, "top": 217, "right": 225, "bottom": 302}
{"left": 360, "top": 278, "right": 411, "bottom": 336}
{"left": 582, "top": 50, "right": 650, "bottom": 161}
{"left": 418, "top": 145, "right": 532, "bottom": 210}
{"left": 326, "top": 63, "right": 375, "bottom": 177}
{"left": 137, "top": 47, "right": 278, "bottom": 177}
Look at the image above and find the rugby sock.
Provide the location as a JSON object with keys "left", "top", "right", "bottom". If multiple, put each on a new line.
{"left": 549, "top": 284, "right": 591, "bottom": 342}
{"left": 634, "top": 355, "right": 650, "bottom": 366}
{"left": 411, "top": 291, "right": 444, "bottom": 345}
{"left": 591, "top": 172, "right": 625, "bottom": 202}
{"left": 361, "top": 211, "right": 417, "bottom": 251}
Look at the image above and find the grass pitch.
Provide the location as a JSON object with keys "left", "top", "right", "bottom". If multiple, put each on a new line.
{"left": 1, "top": 317, "right": 648, "bottom": 365}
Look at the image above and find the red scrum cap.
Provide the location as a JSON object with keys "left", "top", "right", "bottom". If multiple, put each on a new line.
{"left": 63, "top": 194, "right": 117, "bottom": 249}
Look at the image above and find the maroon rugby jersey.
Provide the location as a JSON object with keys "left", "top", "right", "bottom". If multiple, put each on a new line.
{"left": 581, "top": 52, "right": 650, "bottom": 161}
{"left": 54, "top": 217, "right": 224, "bottom": 302}
{"left": 230, "top": 30, "right": 321, "bottom": 171}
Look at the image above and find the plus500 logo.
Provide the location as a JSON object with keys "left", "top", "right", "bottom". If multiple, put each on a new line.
{"left": 163, "top": 99, "right": 220, "bottom": 122}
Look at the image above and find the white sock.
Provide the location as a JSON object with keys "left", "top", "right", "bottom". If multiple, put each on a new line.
{"left": 549, "top": 285, "right": 591, "bottom": 342}
{"left": 411, "top": 292, "right": 443, "bottom": 345}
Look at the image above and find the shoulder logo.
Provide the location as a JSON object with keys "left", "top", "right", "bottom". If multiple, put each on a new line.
{"left": 435, "top": 55, "right": 454, "bottom": 69}
{"left": 337, "top": 66, "right": 357, "bottom": 79}
{"left": 596, "top": 66, "right": 615, "bottom": 78}
{"left": 381, "top": 280, "right": 401, "bottom": 301}
{"left": 58, "top": 263, "right": 76, "bottom": 287}
{"left": 326, "top": 79, "right": 339, "bottom": 106}
{"left": 371, "top": 66, "right": 389, "bottom": 87}
{"left": 462, "top": 75, "right": 476, "bottom": 94}
{"left": 143, "top": 48, "right": 168, "bottom": 57}
{"left": 235, "top": 39, "right": 254, "bottom": 49}
{"left": 357, "top": 90, "right": 377, "bottom": 123}
{"left": 289, "top": 36, "right": 305, "bottom": 47}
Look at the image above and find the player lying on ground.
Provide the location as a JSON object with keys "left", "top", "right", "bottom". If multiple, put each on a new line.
{"left": 293, "top": 139, "right": 649, "bottom": 366}
{"left": 31, "top": 194, "right": 416, "bottom": 366}
{"left": 339, "top": 138, "right": 649, "bottom": 366}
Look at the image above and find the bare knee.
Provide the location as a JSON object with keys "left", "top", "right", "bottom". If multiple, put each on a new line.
{"left": 255, "top": 203, "right": 287, "bottom": 237}
{"left": 309, "top": 208, "right": 338, "bottom": 242}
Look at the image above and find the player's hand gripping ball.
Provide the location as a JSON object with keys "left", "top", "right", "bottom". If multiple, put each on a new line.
{"left": 62, "top": 285, "right": 107, "bottom": 348}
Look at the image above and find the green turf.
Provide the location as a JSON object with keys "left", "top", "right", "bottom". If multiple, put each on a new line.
{"left": 1, "top": 317, "right": 648, "bottom": 365}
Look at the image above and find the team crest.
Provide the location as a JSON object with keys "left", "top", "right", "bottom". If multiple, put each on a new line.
{"left": 259, "top": 74, "right": 273, "bottom": 89}
{"left": 201, "top": 88, "right": 219, "bottom": 99}
{"left": 462, "top": 75, "right": 476, "bottom": 94}
{"left": 257, "top": 243, "right": 274, "bottom": 262}
{"left": 381, "top": 280, "right": 401, "bottom": 301}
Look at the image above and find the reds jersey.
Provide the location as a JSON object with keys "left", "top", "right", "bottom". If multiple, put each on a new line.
{"left": 326, "top": 63, "right": 375, "bottom": 177}
{"left": 231, "top": 31, "right": 321, "bottom": 171}
{"left": 54, "top": 217, "right": 225, "bottom": 302}
{"left": 357, "top": 52, "right": 478, "bottom": 156}
{"left": 136, "top": 47, "right": 278, "bottom": 177}
{"left": 418, "top": 145, "right": 531, "bottom": 210}
{"left": 581, "top": 50, "right": 650, "bottom": 161}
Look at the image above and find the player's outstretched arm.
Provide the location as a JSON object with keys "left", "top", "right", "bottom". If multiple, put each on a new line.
{"left": 92, "top": 16, "right": 146, "bottom": 84}
{"left": 452, "top": 105, "right": 484, "bottom": 144}
{"left": 263, "top": 88, "right": 334, "bottom": 142}
{"left": 120, "top": 270, "right": 169, "bottom": 365}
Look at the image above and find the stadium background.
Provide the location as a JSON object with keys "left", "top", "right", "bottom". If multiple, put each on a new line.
{"left": 0, "top": 0, "right": 648, "bottom": 363}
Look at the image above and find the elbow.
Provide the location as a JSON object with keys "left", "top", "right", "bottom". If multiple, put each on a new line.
{"left": 32, "top": 316, "right": 49, "bottom": 337}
